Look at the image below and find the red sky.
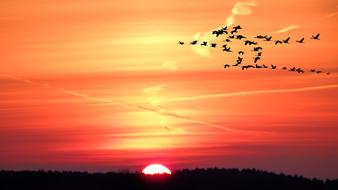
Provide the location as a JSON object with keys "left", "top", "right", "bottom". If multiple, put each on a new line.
{"left": 0, "top": 0, "right": 337, "bottom": 179}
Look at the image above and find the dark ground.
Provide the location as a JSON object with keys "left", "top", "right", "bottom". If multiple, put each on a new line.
{"left": 1, "top": 168, "right": 337, "bottom": 190}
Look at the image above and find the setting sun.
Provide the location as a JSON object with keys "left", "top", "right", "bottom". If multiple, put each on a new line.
{"left": 142, "top": 164, "right": 172, "bottom": 175}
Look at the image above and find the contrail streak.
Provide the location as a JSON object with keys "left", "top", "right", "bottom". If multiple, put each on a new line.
{"left": 0, "top": 74, "right": 234, "bottom": 132}
{"left": 163, "top": 84, "right": 338, "bottom": 103}
{"left": 275, "top": 24, "right": 299, "bottom": 33}
{"left": 323, "top": 12, "right": 337, "bottom": 19}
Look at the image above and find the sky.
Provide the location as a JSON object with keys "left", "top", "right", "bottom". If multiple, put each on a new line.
{"left": 0, "top": 0, "right": 338, "bottom": 179}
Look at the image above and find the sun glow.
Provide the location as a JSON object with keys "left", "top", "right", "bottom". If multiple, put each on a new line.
{"left": 142, "top": 164, "right": 172, "bottom": 175}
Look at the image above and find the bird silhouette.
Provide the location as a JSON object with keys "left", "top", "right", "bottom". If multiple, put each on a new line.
{"left": 296, "top": 68, "right": 304, "bottom": 73}
{"left": 190, "top": 40, "right": 198, "bottom": 45}
{"left": 283, "top": 37, "right": 291, "bottom": 44}
{"left": 257, "top": 52, "right": 263, "bottom": 57}
{"left": 231, "top": 29, "right": 238, "bottom": 34}
{"left": 255, "top": 35, "right": 265, "bottom": 39}
{"left": 262, "top": 64, "right": 268, "bottom": 68}
{"left": 224, "top": 64, "right": 230, "bottom": 69}
{"left": 311, "top": 33, "right": 320, "bottom": 40}
{"left": 254, "top": 57, "right": 261, "bottom": 63}
{"left": 233, "top": 25, "right": 242, "bottom": 30}
{"left": 275, "top": 40, "right": 283, "bottom": 45}
{"left": 228, "top": 35, "right": 235, "bottom": 39}
{"left": 242, "top": 65, "right": 254, "bottom": 70}
{"left": 327, "top": 72, "right": 330, "bottom": 75}
{"left": 296, "top": 38, "right": 305, "bottom": 43}
{"left": 282, "top": 67, "right": 287, "bottom": 70}
{"left": 317, "top": 71, "right": 322, "bottom": 74}
{"left": 221, "top": 26, "right": 228, "bottom": 31}
{"left": 245, "top": 40, "right": 258, "bottom": 46}
{"left": 236, "top": 57, "right": 243, "bottom": 64}
{"left": 264, "top": 36, "right": 272, "bottom": 41}
{"left": 290, "top": 67, "right": 296, "bottom": 72}
{"left": 310, "top": 69, "right": 316, "bottom": 72}
{"left": 224, "top": 39, "right": 232, "bottom": 42}
{"left": 211, "top": 43, "right": 217, "bottom": 48}
{"left": 255, "top": 64, "right": 262, "bottom": 68}
{"left": 239, "top": 51, "right": 245, "bottom": 55}
{"left": 212, "top": 30, "right": 225, "bottom": 37}
{"left": 223, "top": 47, "right": 232, "bottom": 52}
{"left": 223, "top": 45, "right": 232, "bottom": 52}
{"left": 271, "top": 65, "right": 277, "bottom": 69}
{"left": 201, "top": 41, "right": 208, "bottom": 46}
{"left": 253, "top": 47, "right": 263, "bottom": 51}
{"left": 178, "top": 41, "right": 184, "bottom": 45}
{"left": 236, "top": 35, "right": 246, "bottom": 40}
{"left": 212, "top": 30, "right": 220, "bottom": 37}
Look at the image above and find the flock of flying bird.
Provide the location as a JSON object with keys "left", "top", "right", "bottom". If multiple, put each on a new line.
{"left": 178, "top": 25, "right": 330, "bottom": 75}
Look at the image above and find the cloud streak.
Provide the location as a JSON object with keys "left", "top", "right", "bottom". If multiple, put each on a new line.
{"left": 323, "top": 12, "right": 337, "bottom": 19}
{"left": 163, "top": 84, "right": 338, "bottom": 103}
{"left": 275, "top": 24, "right": 300, "bottom": 33}
{"left": 0, "top": 74, "right": 233, "bottom": 132}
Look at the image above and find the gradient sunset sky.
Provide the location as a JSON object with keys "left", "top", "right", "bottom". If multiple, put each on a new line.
{"left": 0, "top": 0, "right": 337, "bottom": 179}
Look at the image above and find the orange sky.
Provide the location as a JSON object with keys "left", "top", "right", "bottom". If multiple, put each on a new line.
{"left": 0, "top": 0, "right": 337, "bottom": 179}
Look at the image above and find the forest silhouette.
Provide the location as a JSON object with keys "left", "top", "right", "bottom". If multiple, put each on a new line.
{"left": 1, "top": 168, "right": 337, "bottom": 190}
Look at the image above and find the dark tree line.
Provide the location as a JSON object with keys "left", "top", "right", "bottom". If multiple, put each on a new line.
{"left": 1, "top": 168, "right": 337, "bottom": 190}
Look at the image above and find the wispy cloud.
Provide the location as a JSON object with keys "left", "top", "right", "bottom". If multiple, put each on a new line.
{"left": 142, "top": 85, "right": 165, "bottom": 94}
{"left": 323, "top": 12, "right": 337, "bottom": 19}
{"left": 275, "top": 24, "right": 300, "bottom": 33}
{"left": 324, "top": 5, "right": 338, "bottom": 19}
{"left": 192, "top": 0, "right": 257, "bottom": 57}
{"left": 227, "top": 0, "right": 258, "bottom": 26}
{"left": 163, "top": 84, "right": 338, "bottom": 103}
